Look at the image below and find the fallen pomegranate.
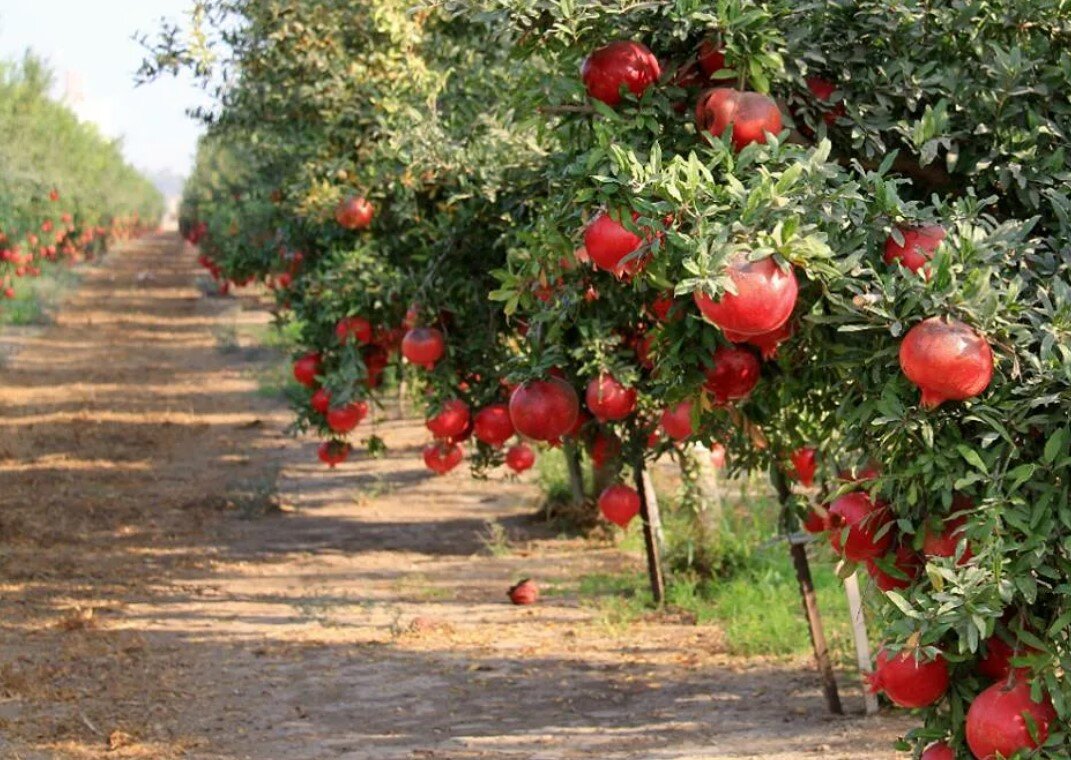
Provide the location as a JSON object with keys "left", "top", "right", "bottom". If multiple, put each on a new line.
{"left": 581, "top": 40, "right": 661, "bottom": 107}
{"left": 507, "top": 578, "right": 539, "bottom": 605}
{"left": 326, "top": 401, "right": 369, "bottom": 434}
{"left": 661, "top": 401, "right": 695, "bottom": 441}
{"left": 583, "top": 211, "right": 649, "bottom": 277}
{"left": 505, "top": 442, "right": 536, "bottom": 473}
{"left": 900, "top": 317, "right": 994, "bottom": 409}
{"left": 335, "top": 315, "right": 373, "bottom": 344}
{"left": 423, "top": 441, "right": 464, "bottom": 475}
{"left": 473, "top": 404, "right": 514, "bottom": 447}
{"left": 703, "top": 346, "right": 761, "bottom": 405}
{"left": 789, "top": 446, "right": 817, "bottom": 487}
{"left": 693, "top": 255, "right": 798, "bottom": 337}
{"left": 966, "top": 679, "right": 1056, "bottom": 759}
{"left": 509, "top": 378, "right": 579, "bottom": 443}
{"left": 866, "top": 544, "right": 922, "bottom": 591}
{"left": 317, "top": 440, "right": 351, "bottom": 468}
{"left": 426, "top": 399, "right": 471, "bottom": 440}
{"left": 335, "top": 195, "right": 374, "bottom": 230}
{"left": 585, "top": 373, "right": 637, "bottom": 422}
{"left": 827, "top": 492, "right": 893, "bottom": 561}
{"left": 696, "top": 88, "right": 783, "bottom": 150}
{"left": 868, "top": 648, "right": 949, "bottom": 708}
{"left": 292, "top": 352, "right": 322, "bottom": 388}
{"left": 599, "top": 484, "right": 641, "bottom": 528}
{"left": 401, "top": 327, "right": 446, "bottom": 370}
{"left": 919, "top": 741, "right": 955, "bottom": 760}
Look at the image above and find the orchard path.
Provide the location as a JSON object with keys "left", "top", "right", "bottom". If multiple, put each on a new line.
{"left": 0, "top": 234, "right": 912, "bottom": 759}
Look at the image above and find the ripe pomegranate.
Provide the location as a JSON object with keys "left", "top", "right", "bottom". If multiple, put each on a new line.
{"left": 401, "top": 327, "right": 446, "bottom": 370}
{"left": 978, "top": 637, "right": 1037, "bottom": 681}
{"left": 789, "top": 446, "right": 817, "bottom": 487}
{"left": 585, "top": 373, "right": 637, "bottom": 422}
{"left": 868, "top": 648, "right": 949, "bottom": 708}
{"left": 922, "top": 515, "right": 973, "bottom": 564}
{"left": 599, "top": 484, "right": 641, "bottom": 528}
{"left": 805, "top": 77, "right": 846, "bottom": 126}
{"left": 311, "top": 388, "right": 332, "bottom": 415}
{"left": 920, "top": 742, "right": 954, "bottom": 760}
{"left": 696, "top": 88, "right": 783, "bottom": 151}
{"left": 828, "top": 492, "right": 893, "bottom": 562}
{"left": 884, "top": 225, "right": 945, "bottom": 275}
{"left": 693, "top": 255, "right": 798, "bottom": 337}
{"left": 583, "top": 211, "right": 649, "bottom": 277}
{"left": 581, "top": 40, "right": 661, "bottom": 107}
{"left": 648, "top": 291, "right": 678, "bottom": 322}
{"left": 505, "top": 443, "right": 536, "bottom": 473}
{"left": 473, "top": 404, "right": 514, "bottom": 447}
{"left": 335, "top": 195, "right": 374, "bottom": 230}
{"left": 703, "top": 346, "right": 761, "bottom": 405}
{"left": 590, "top": 431, "right": 621, "bottom": 470}
{"left": 509, "top": 378, "right": 580, "bottom": 443}
{"left": 634, "top": 333, "right": 655, "bottom": 370}
{"left": 327, "top": 401, "right": 369, "bottom": 434}
{"left": 292, "top": 352, "right": 322, "bottom": 388}
{"left": 866, "top": 545, "right": 922, "bottom": 592}
{"left": 900, "top": 317, "right": 994, "bottom": 409}
{"left": 697, "top": 39, "right": 725, "bottom": 75}
{"left": 966, "top": 680, "right": 1056, "bottom": 759}
{"left": 661, "top": 401, "right": 694, "bottom": 441}
{"left": 363, "top": 345, "right": 390, "bottom": 388}
{"left": 802, "top": 508, "right": 829, "bottom": 534}
{"left": 318, "top": 440, "right": 351, "bottom": 468}
{"left": 839, "top": 462, "right": 882, "bottom": 483}
{"left": 724, "top": 319, "right": 795, "bottom": 360}
{"left": 508, "top": 579, "right": 539, "bottom": 605}
{"left": 423, "top": 442, "right": 464, "bottom": 475}
{"left": 336, "top": 315, "right": 373, "bottom": 344}
{"left": 426, "top": 399, "right": 471, "bottom": 440}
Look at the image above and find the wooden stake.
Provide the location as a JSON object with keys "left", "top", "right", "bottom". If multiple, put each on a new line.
{"left": 844, "top": 571, "right": 880, "bottom": 715}
{"left": 633, "top": 457, "right": 666, "bottom": 605}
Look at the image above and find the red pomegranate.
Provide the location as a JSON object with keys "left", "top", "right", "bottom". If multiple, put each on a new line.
{"left": 884, "top": 225, "right": 945, "bottom": 275}
{"left": 583, "top": 211, "right": 649, "bottom": 277}
{"left": 724, "top": 319, "right": 795, "bottom": 360}
{"left": 827, "top": 492, "right": 893, "bottom": 562}
{"left": 590, "top": 431, "right": 622, "bottom": 470}
{"left": 508, "top": 579, "right": 539, "bottom": 605}
{"left": 966, "top": 680, "right": 1056, "bottom": 759}
{"left": 900, "top": 317, "right": 994, "bottom": 409}
{"left": 473, "top": 404, "right": 514, "bottom": 447}
{"left": 509, "top": 378, "right": 580, "bottom": 443}
{"left": 310, "top": 387, "right": 332, "bottom": 415}
{"left": 401, "top": 327, "right": 446, "bottom": 370}
{"left": 327, "top": 401, "right": 369, "bottom": 434}
{"left": 661, "top": 401, "right": 695, "bottom": 441}
{"left": 868, "top": 648, "right": 949, "bottom": 708}
{"left": 634, "top": 333, "right": 655, "bottom": 370}
{"left": 703, "top": 346, "right": 761, "bottom": 405}
{"left": 697, "top": 39, "right": 725, "bottom": 76}
{"left": 839, "top": 462, "right": 882, "bottom": 483}
{"left": 423, "top": 442, "right": 464, "bottom": 475}
{"left": 363, "top": 345, "right": 390, "bottom": 388}
{"left": 648, "top": 291, "right": 678, "bottom": 322}
{"left": 318, "top": 440, "right": 351, "bottom": 468}
{"left": 696, "top": 88, "right": 783, "bottom": 151}
{"left": 789, "top": 446, "right": 817, "bottom": 487}
{"left": 426, "top": 399, "right": 471, "bottom": 440}
{"left": 581, "top": 40, "right": 661, "bottom": 107}
{"left": 978, "top": 637, "right": 1036, "bottom": 681}
{"left": 505, "top": 443, "right": 536, "bottom": 473}
{"left": 922, "top": 515, "right": 973, "bottom": 564}
{"left": 599, "top": 484, "right": 641, "bottom": 528}
{"left": 693, "top": 255, "right": 798, "bottom": 337}
{"left": 335, "top": 195, "right": 374, "bottom": 230}
{"left": 585, "top": 373, "right": 637, "bottom": 422}
{"left": 920, "top": 742, "right": 954, "bottom": 760}
{"left": 802, "top": 508, "right": 829, "bottom": 534}
{"left": 336, "top": 315, "right": 373, "bottom": 344}
{"left": 805, "top": 77, "right": 846, "bottom": 126}
{"left": 866, "top": 545, "right": 922, "bottom": 592}
{"left": 292, "top": 352, "right": 322, "bottom": 388}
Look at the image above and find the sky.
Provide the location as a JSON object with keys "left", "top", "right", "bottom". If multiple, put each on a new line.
{"left": 0, "top": 0, "right": 210, "bottom": 189}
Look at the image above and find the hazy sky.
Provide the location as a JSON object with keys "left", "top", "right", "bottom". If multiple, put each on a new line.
{"left": 0, "top": 0, "right": 210, "bottom": 182}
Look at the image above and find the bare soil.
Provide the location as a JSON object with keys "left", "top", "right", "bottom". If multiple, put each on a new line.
{"left": 0, "top": 234, "right": 912, "bottom": 759}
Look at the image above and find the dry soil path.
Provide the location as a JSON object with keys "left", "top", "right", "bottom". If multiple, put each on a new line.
{"left": 0, "top": 234, "right": 912, "bottom": 759}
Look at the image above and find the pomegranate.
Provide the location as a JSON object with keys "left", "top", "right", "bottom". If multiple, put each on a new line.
{"left": 336, "top": 315, "right": 373, "bottom": 344}
{"left": 661, "top": 401, "right": 695, "bottom": 441}
{"left": 696, "top": 88, "right": 783, "bottom": 151}
{"left": 709, "top": 442, "right": 727, "bottom": 469}
{"left": 693, "top": 255, "right": 798, "bottom": 337}
{"left": 899, "top": 317, "right": 994, "bottom": 409}
{"left": 310, "top": 387, "right": 332, "bottom": 415}
{"left": 697, "top": 39, "right": 725, "bottom": 76}
{"left": 509, "top": 378, "right": 580, "bottom": 443}
{"left": 581, "top": 40, "right": 661, "bottom": 107}
{"left": 884, "top": 225, "right": 945, "bottom": 275}
{"left": 318, "top": 440, "right": 351, "bottom": 468}
{"left": 505, "top": 443, "right": 536, "bottom": 473}
{"left": 508, "top": 579, "right": 539, "bottom": 606}
{"left": 724, "top": 319, "right": 795, "bottom": 360}
{"left": 827, "top": 492, "right": 893, "bottom": 561}
{"left": 363, "top": 345, "right": 390, "bottom": 388}
{"left": 335, "top": 195, "right": 374, "bottom": 230}
{"left": 598, "top": 484, "right": 641, "bottom": 528}
{"left": 789, "top": 446, "right": 817, "bottom": 487}
{"left": 473, "top": 404, "right": 514, "bottom": 447}
{"left": 703, "top": 346, "right": 761, "bottom": 405}
{"left": 292, "top": 352, "right": 322, "bottom": 388}
{"left": 868, "top": 648, "right": 949, "bottom": 708}
{"left": 590, "top": 431, "right": 622, "bottom": 470}
{"left": 922, "top": 515, "right": 973, "bottom": 564}
{"left": 423, "top": 442, "right": 464, "bottom": 475}
{"left": 401, "top": 327, "right": 446, "bottom": 370}
{"left": 426, "top": 399, "right": 471, "bottom": 440}
{"left": 327, "top": 401, "right": 369, "bottom": 434}
{"left": 866, "top": 545, "right": 922, "bottom": 591}
{"left": 978, "top": 637, "right": 1036, "bottom": 681}
{"left": 805, "top": 77, "right": 846, "bottom": 126}
{"left": 648, "top": 291, "right": 679, "bottom": 322}
{"left": 966, "top": 680, "right": 1056, "bottom": 759}
{"left": 802, "top": 508, "right": 829, "bottom": 534}
{"left": 583, "top": 211, "right": 648, "bottom": 277}
{"left": 585, "top": 373, "right": 637, "bottom": 422}
{"left": 920, "top": 742, "right": 955, "bottom": 760}
{"left": 839, "top": 462, "right": 882, "bottom": 483}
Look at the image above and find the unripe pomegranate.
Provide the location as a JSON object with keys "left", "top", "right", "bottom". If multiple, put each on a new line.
{"left": 426, "top": 399, "right": 471, "bottom": 440}
{"left": 590, "top": 431, "right": 621, "bottom": 470}
{"left": 920, "top": 741, "right": 954, "bottom": 760}
{"left": 505, "top": 443, "right": 536, "bottom": 473}
{"left": 581, "top": 40, "right": 661, "bottom": 107}
{"left": 335, "top": 195, "right": 374, "bottom": 230}
{"left": 703, "top": 346, "right": 761, "bottom": 405}
{"left": 660, "top": 401, "right": 694, "bottom": 441}
{"left": 401, "top": 327, "right": 446, "bottom": 370}
{"left": 473, "top": 404, "right": 514, "bottom": 447}
{"left": 884, "top": 225, "right": 945, "bottom": 275}
{"left": 585, "top": 373, "right": 637, "bottom": 422}
{"left": 509, "top": 378, "right": 580, "bottom": 443}
{"left": 828, "top": 492, "right": 893, "bottom": 561}
{"left": 724, "top": 319, "right": 795, "bottom": 360}
{"left": 318, "top": 440, "right": 351, "bottom": 468}
{"left": 921, "top": 515, "right": 973, "bottom": 564}
{"left": 966, "top": 680, "right": 1056, "bottom": 759}
{"left": 697, "top": 39, "right": 725, "bottom": 76}
{"left": 696, "top": 88, "right": 783, "bottom": 151}
{"left": 310, "top": 388, "right": 332, "bottom": 415}
{"left": 866, "top": 545, "right": 922, "bottom": 592}
{"left": 599, "top": 484, "right": 641, "bottom": 528}
{"left": 327, "top": 401, "right": 369, "bottom": 434}
{"left": 693, "top": 256, "right": 798, "bottom": 337}
{"left": 868, "top": 648, "right": 949, "bottom": 708}
{"left": 508, "top": 579, "right": 539, "bottom": 605}
{"left": 583, "top": 211, "right": 648, "bottom": 277}
{"left": 336, "top": 315, "right": 373, "bottom": 344}
{"left": 789, "top": 446, "right": 817, "bottom": 487}
{"left": 292, "top": 352, "right": 322, "bottom": 388}
{"left": 900, "top": 317, "right": 993, "bottom": 409}
{"left": 423, "top": 442, "right": 464, "bottom": 475}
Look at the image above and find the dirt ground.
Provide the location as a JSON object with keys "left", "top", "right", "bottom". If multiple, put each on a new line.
{"left": 0, "top": 234, "right": 914, "bottom": 759}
